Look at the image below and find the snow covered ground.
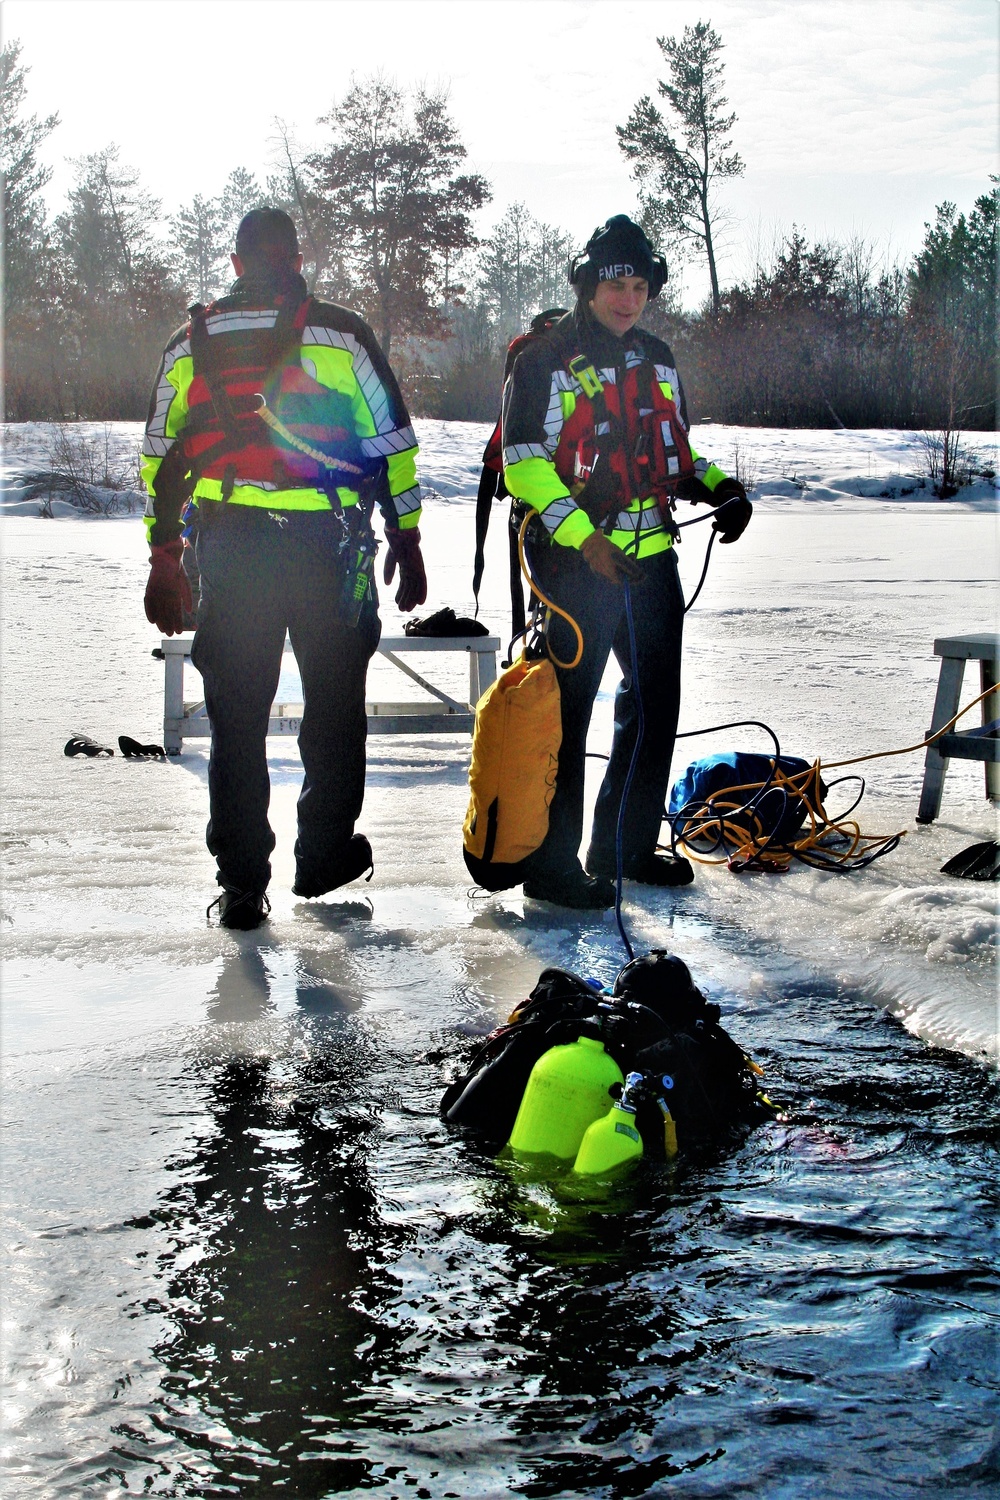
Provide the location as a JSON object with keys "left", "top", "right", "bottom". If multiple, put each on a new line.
{"left": 2, "top": 420, "right": 996, "bottom": 1067}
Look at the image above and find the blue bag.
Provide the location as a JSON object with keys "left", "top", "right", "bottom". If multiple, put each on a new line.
{"left": 668, "top": 752, "right": 823, "bottom": 850}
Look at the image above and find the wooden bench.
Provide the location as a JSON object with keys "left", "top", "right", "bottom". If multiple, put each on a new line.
{"left": 916, "top": 632, "right": 999, "bottom": 822}
{"left": 159, "top": 634, "right": 499, "bottom": 755}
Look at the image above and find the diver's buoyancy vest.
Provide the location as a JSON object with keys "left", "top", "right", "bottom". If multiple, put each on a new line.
{"left": 182, "top": 293, "right": 366, "bottom": 495}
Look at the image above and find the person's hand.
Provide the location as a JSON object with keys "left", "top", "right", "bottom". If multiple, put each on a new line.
{"left": 580, "top": 530, "right": 643, "bottom": 585}
{"left": 144, "top": 539, "right": 193, "bottom": 635}
{"left": 709, "top": 479, "right": 753, "bottom": 544}
{"left": 383, "top": 526, "right": 428, "bottom": 612}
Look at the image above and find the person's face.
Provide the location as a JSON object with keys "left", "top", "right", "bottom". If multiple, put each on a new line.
{"left": 589, "top": 274, "right": 649, "bottom": 336}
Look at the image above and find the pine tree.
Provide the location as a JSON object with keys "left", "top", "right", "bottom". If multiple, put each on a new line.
{"left": 218, "top": 166, "right": 266, "bottom": 246}
{"left": 477, "top": 203, "right": 536, "bottom": 344}
{"left": 55, "top": 146, "right": 184, "bottom": 416}
{"left": 617, "top": 20, "right": 744, "bottom": 316}
{"left": 907, "top": 182, "right": 998, "bottom": 435}
{"left": 531, "top": 219, "right": 573, "bottom": 315}
{"left": 1, "top": 40, "right": 59, "bottom": 318}
{"left": 309, "top": 76, "right": 490, "bottom": 355}
{"left": 170, "top": 193, "right": 226, "bottom": 302}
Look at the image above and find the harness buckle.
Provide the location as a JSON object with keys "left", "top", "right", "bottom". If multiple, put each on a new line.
{"left": 567, "top": 355, "right": 604, "bottom": 401}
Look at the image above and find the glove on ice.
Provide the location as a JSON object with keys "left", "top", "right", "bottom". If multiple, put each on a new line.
{"left": 709, "top": 479, "right": 753, "bottom": 544}
{"left": 383, "top": 527, "right": 428, "bottom": 613}
{"left": 145, "top": 540, "right": 193, "bottom": 635}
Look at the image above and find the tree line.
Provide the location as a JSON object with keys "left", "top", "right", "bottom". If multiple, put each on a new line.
{"left": 2, "top": 30, "right": 995, "bottom": 430}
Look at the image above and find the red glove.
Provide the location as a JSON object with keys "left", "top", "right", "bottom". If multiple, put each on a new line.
{"left": 383, "top": 526, "right": 428, "bottom": 612}
{"left": 709, "top": 479, "right": 753, "bottom": 544}
{"left": 145, "top": 540, "right": 193, "bottom": 635}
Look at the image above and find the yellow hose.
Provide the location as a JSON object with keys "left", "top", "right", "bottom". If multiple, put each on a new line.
{"left": 516, "top": 511, "right": 584, "bottom": 670}
{"left": 513, "top": 502, "right": 994, "bottom": 867}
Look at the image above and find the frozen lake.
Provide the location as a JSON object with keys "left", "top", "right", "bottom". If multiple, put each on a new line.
{"left": 1, "top": 420, "right": 998, "bottom": 1496}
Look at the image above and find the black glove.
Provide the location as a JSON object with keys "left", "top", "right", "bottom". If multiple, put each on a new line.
{"left": 709, "top": 478, "right": 752, "bottom": 544}
{"left": 383, "top": 526, "right": 428, "bottom": 612}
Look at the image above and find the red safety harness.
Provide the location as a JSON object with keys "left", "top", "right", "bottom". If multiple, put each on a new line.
{"left": 551, "top": 342, "right": 696, "bottom": 527}
{"left": 181, "top": 293, "right": 365, "bottom": 499}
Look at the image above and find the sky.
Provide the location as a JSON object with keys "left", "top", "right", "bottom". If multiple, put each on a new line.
{"left": 5, "top": 0, "right": 999, "bottom": 307}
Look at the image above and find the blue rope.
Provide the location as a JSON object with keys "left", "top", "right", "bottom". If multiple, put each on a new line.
{"left": 614, "top": 580, "right": 644, "bottom": 961}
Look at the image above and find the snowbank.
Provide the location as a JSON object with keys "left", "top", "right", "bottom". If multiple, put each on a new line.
{"left": 3, "top": 420, "right": 997, "bottom": 515}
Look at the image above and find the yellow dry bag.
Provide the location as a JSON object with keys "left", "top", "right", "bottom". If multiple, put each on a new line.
{"left": 462, "top": 654, "right": 561, "bottom": 890}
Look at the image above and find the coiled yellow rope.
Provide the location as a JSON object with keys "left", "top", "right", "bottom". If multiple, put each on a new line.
{"left": 673, "top": 685, "right": 997, "bottom": 873}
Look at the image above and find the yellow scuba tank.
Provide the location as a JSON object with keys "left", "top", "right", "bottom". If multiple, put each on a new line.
{"left": 508, "top": 1035, "right": 623, "bottom": 1160}
{"left": 572, "top": 1070, "right": 645, "bottom": 1176}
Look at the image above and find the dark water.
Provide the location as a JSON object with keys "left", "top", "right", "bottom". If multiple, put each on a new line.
{"left": 6, "top": 941, "right": 996, "bottom": 1500}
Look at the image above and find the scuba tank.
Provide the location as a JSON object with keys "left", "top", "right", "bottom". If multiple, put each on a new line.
{"left": 508, "top": 1035, "right": 623, "bottom": 1160}
{"left": 572, "top": 1071, "right": 645, "bottom": 1177}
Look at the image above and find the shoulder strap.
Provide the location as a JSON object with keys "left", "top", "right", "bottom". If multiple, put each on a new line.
{"left": 189, "top": 304, "right": 241, "bottom": 440}
{"left": 543, "top": 319, "right": 615, "bottom": 435}
{"left": 187, "top": 293, "right": 312, "bottom": 501}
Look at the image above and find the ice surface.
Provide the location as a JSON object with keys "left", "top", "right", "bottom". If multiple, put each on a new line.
{"left": 1, "top": 419, "right": 998, "bottom": 1493}
{"left": 1, "top": 418, "right": 997, "bottom": 1073}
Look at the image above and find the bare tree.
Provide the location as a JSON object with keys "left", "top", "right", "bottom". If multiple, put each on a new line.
{"left": 268, "top": 118, "right": 342, "bottom": 295}
{"left": 617, "top": 19, "right": 743, "bottom": 315}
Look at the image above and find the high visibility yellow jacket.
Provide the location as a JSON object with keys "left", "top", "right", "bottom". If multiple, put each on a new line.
{"left": 140, "top": 271, "right": 420, "bottom": 546}
{"left": 501, "top": 302, "right": 728, "bottom": 559}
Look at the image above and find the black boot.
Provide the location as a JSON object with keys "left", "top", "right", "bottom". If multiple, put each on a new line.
{"left": 293, "top": 834, "right": 374, "bottom": 898}
{"left": 589, "top": 852, "right": 694, "bottom": 887}
{"left": 523, "top": 868, "right": 615, "bottom": 910}
{"left": 207, "top": 888, "right": 271, "bottom": 931}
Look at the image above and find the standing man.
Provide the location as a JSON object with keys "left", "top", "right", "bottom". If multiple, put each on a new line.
{"left": 141, "top": 209, "right": 427, "bottom": 929}
{"left": 502, "top": 215, "right": 751, "bottom": 909}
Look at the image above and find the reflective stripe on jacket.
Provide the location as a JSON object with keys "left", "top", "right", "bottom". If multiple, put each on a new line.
{"left": 141, "top": 275, "right": 420, "bottom": 546}
{"left": 501, "top": 304, "right": 727, "bottom": 557}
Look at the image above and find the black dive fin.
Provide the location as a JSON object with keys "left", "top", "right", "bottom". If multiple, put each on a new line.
{"left": 64, "top": 733, "right": 114, "bottom": 757}
{"left": 940, "top": 839, "right": 1000, "bottom": 881}
{"left": 118, "top": 735, "right": 166, "bottom": 759}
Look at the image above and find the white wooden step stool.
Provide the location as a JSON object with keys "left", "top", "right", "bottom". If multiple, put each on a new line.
{"left": 158, "top": 633, "right": 499, "bottom": 755}
{"left": 916, "top": 632, "right": 999, "bottom": 822}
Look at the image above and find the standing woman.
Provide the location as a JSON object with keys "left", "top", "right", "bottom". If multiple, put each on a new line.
{"left": 501, "top": 215, "right": 751, "bottom": 909}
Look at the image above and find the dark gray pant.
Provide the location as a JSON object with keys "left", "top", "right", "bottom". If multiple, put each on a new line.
{"left": 524, "top": 532, "right": 684, "bottom": 881}
{"left": 191, "top": 506, "right": 380, "bottom": 893}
